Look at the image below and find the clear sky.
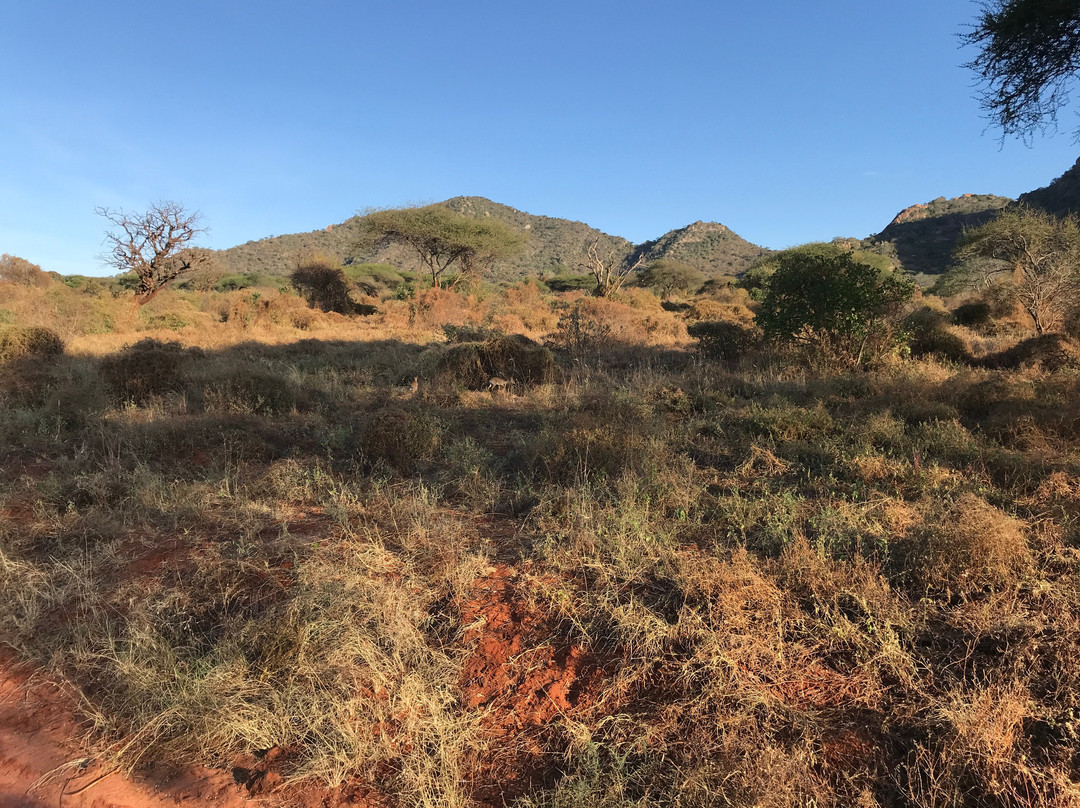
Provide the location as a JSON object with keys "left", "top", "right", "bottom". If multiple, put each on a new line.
{"left": 2, "top": 1, "right": 1079, "bottom": 276}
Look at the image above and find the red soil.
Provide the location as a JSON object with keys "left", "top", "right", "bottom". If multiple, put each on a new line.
{"left": 0, "top": 653, "right": 249, "bottom": 808}
{"left": 457, "top": 564, "right": 611, "bottom": 805}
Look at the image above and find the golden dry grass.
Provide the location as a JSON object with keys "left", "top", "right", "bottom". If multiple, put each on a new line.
{"left": 1, "top": 276, "right": 1079, "bottom": 807}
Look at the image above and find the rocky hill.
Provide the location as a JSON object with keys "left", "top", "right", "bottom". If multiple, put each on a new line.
{"left": 1017, "top": 156, "right": 1080, "bottom": 217}
{"left": 865, "top": 193, "right": 1012, "bottom": 275}
{"left": 216, "top": 197, "right": 767, "bottom": 283}
{"left": 633, "top": 220, "right": 769, "bottom": 277}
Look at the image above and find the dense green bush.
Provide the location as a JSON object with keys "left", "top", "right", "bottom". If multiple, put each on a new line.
{"left": 637, "top": 259, "right": 705, "bottom": 297}
{"left": 542, "top": 274, "right": 595, "bottom": 292}
{"left": 756, "top": 251, "right": 914, "bottom": 366}
{"left": 952, "top": 300, "right": 993, "bottom": 328}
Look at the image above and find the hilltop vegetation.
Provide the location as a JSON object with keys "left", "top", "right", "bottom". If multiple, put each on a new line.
{"left": 216, "top": 197, "right": 768, "bottom": 286}
{"left": 205, "top": 179, "right": 1080, "bottom": 297}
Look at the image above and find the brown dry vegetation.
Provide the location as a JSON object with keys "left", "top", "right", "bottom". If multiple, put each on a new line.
{"left": 1, "top": 273, "right": 1079, "bottom": 808}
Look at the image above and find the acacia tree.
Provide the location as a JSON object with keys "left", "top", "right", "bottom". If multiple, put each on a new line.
{"left": 582, "top": 237, "right": 645, "bottom": 297}
{"left": 97, "top": 202, "right": 211, "bottom": 304}
{"left": 353, "top": 205, "right": 525, "bottom": 289}
{"left": 637, "top": 259, "right": 705, "bottom": 298}
{"left": 756, "top": 251, "right": 914, "bottom": 367}
{"left": 954, "top": 206, "right": 1080, "bottom": 333}
{"left": 963, "top": 1, "right": 1080, "bottom": 140}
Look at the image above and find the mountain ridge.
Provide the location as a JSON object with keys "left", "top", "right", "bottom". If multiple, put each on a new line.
{"left": 216, "top": 197, "right": 769, "bottom": 283}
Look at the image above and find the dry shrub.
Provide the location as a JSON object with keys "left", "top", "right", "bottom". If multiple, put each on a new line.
{"left": 562, "top": 295, "right": 686, "bottom": 346}
{"left": 904, "top": 306, "right": 973, "bottom": 362}
{"left": 361, "top": 405, "right": 443, "bottom": 473}
{"left": 199, "top": 366, "right": 300, "bottom": 416}
{"left": 959, "top": 375, "right": 1037, "bottom": 419}
{"left": 492, "top": 280, "right": 558, "bottom": 334}
{"left": 904, "top": 494, "right": 1031, "bottom": 595}
{"left": 688, "top": 319, "right": 763, "bottom": 363}
{"left": 616, "top": 286, "right": 666, "bottom": 312}
{"left": 530, "top": 405, "right": 665, "bottom": 488}
{"left": 435, "top": 334, "right": 555, "bottom": 390}
{"left": 980, "top": 333, "right": 1080, "bottom": 372}
{"left": 412, "top": 288, "right": 481, "bottom": 330}
{"left": 700, "top": 282, "right": 755, "bottom": 306}
{"left": 98, "top": 338, "right": 202, "bottom": 405}
{"left": 0, "top": 325, "right": 64, "bottom": 364}
{"left": 687, "top": 297, "right": 755, "bottom": 324}
{"left": 264, "top": 293, "right": 319, "bottom": 329}
{"left": 0, "top": 253, "right": 50, "bottom": 287}
{"left": 906, "top": 683, "right": 1062, "bottom": 808}
{"left": 224, "top": 291, "right": 318, "bottom": 330}
{"left": 134, "top": 295, "right": 201, "bottom": 332}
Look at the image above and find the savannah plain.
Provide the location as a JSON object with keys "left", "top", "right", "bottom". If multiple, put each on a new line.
{"left": 1, "top": 177, "right": 1079, "bottom": 808}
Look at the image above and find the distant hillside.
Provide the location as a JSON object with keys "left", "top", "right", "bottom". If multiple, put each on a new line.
{"left": 436, "top": 197, "right": 631, "bottom": 280}
{"left": 216, "top": 197, "right": 768, "bottom": 284}
{"left": 634, "top": 221, "right": 769, "bottom": 277}
{"left": 1017, "top": 157, "right": 1080, "bottom": 217}
{"left": 866, "top": 194, "right": 1012, "bottom": 275}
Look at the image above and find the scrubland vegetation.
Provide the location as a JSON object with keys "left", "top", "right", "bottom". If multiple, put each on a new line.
{"left": 1, "top": 243, "right": 1079, "bottom": 808}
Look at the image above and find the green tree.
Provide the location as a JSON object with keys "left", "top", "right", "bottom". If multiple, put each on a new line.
{"left": 739, "top": 242, "right": 894, "bottom": 301}
{"left": 352, "top": 205, "right": 525, "bottom": 289}
{"left": 962, "top": 0, "right": 1080, "bottom": 140}
{"left": 637, "top": 259, "right": 706, "bottom": 297}
{"left": 97, "top": 202, "right": 211, "bottom": 305}
{"left": 953, "top": 206, "right": 1080, "bottom": 334}
{"left": 756, "top": 251, "right": 914, "bottom": 367}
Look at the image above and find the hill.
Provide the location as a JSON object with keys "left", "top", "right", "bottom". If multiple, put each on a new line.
{"left": 1017, "top": 156, "right": 1080, "bottom": 216}
{"left": 216, "top": 197, "right": 768, "bottom": 284}
{"left": 633, "top": 220, "right": 769, "bottom": 277}
{"left": 435, "top": 197, "right": 632, "bottom": 281}
{"left": 865, "top": 193, "right": 1012, "bottom": 276}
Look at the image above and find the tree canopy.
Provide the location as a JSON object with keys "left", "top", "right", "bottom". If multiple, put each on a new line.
{"left": 953, "top": 205, "right": 1080, "bottom": 333}
{"left": 352, "top": 205, "right": 526, "bottom": 289}
{"left": 740, "top": 242, "right": 895, "bottom": 300}
{"left": 963, "top": 0, "right": 1080, "bottom": 140}
{"left": 637, "top": 259, "right": 706, "bottom": 297}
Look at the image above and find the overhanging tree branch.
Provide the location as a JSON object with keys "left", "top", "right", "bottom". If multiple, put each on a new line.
{"left": 962, "top": 0, "right": 1080, "bottom": 141}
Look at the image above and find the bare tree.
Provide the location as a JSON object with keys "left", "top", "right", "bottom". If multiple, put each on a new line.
{"left": 583, "top": 237, "right": 645, "bottom": 297}
{"left": 954, "top": 206, "right": 1080, "bottom": 334}
{"left": 97, "top": 202, "right": 210, "bottom": 305}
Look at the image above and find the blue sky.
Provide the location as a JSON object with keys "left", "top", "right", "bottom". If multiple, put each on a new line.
{"left": 2, "top": 1, "right": 1078, "bottom": 276}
